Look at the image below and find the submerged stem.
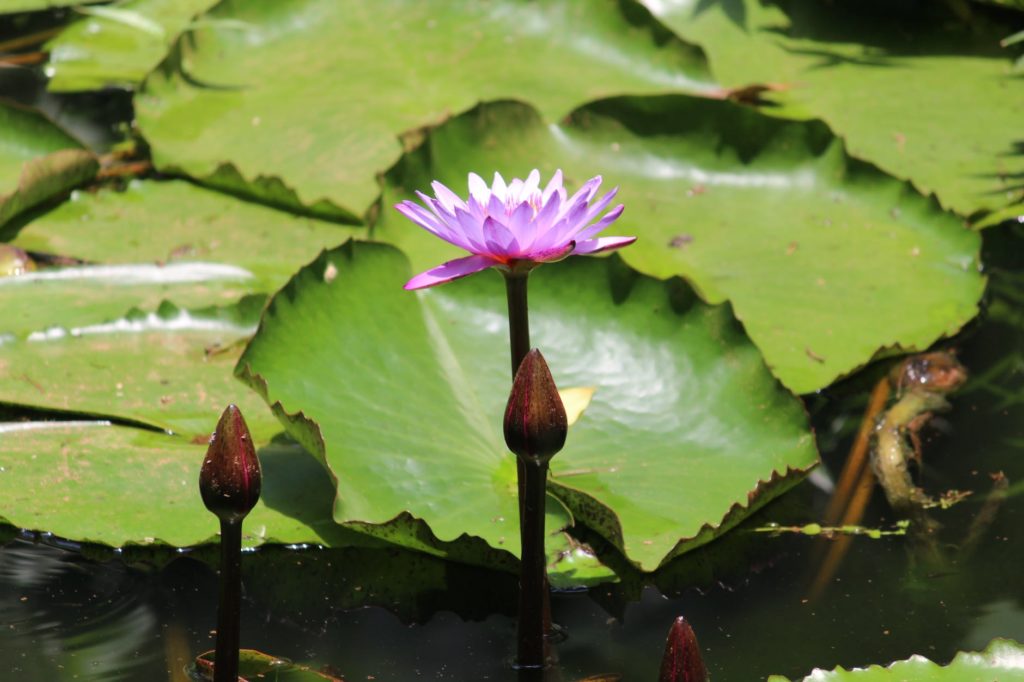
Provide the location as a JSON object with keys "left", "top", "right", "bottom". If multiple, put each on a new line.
{"left": 214, "top": 519, "right": 242, "bottom": 682}
{"left": 517, "top": 460, "right": 550, "bottom": 669}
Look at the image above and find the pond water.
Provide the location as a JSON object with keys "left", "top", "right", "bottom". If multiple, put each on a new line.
{"left": 1, "top": 235, "right": 1022, "bottom": 680}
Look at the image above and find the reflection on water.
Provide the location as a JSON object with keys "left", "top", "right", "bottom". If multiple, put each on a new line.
{"left": 0, "top": 542, "right": 163, "bottom": 680}
{"left": 3, "top": 225, "right": 1024, "bottom": 680}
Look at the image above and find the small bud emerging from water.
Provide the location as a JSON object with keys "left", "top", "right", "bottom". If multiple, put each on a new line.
{"left": 504, "top": 348, "right": 567, "bottom": 464}
{"left": 200, "top": 404, "right": 261, "bottom": 523}
{"left": 659, "top": 616, "right": 709, "bottom": 682}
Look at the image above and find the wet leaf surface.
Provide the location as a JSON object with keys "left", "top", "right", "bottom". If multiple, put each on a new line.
{"left": 44, "top": 0, "right": 222, "bottom": 92}
{"left": 769, "top": 639, "right": 1024, "bottom": 681}
{"left": 193, "top": 648, "right": 344, "bottom": 681}
{"left": 7, "top": 179, "right": 357, "bottom": 324}
{"left": 0, "top": 103, "right": 97, "bottom": 229}
{"left": 136, "top": 0, "right": 715, "bottom": 220}
{"left": 375, "top": 100, "right": 985, "bottom": 394}
{"left": 0, "top": 298, "right": 277, "bottom": 439}
{"left": 0, "top": 420, "right": 613, "bottom": 580}
{"left": 641, "top": 0, "right": 1024, "bottom": 221}
{"left": 237, "top": 240, "right": 817, "bottom": 570}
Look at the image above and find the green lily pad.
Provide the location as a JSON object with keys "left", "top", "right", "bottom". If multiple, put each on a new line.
{"left": 45, "top": 0, "right": 222, "bottom": 92}
{"left": 0, "top": 1, "right": 98, "bottom": 13}
{"left": 135, "top": 0, "right": 716, "bottom": 221}
{"left": 0, "top": 103, "right": 97, "bottom": 229}
{"left": 237, "top": 240, "right": 817, "bottom": 571}
{"left": 0, "top": 421, "right": 372, "bottom": 549}
{"left": 641, "top": 0, "right": 1024, "bottom": 221}
{"left": 0, "top": 298, "right": 281, "bottom": 439}
{"left": 769, "top": 639, "right": 1024, "bottom": 681}
{"left": 9, "top": 179, "right": 357, "bottom": 297}
{"left": 194, "top": 649, "right": 342, "bottom": 681}
{"left": 3, "top": 179, "right": 357, "bottom": 340}
{"left": 374, "top": 99, "right": 985, "bottom": 394}
{"left": 0, "top": 418, "right": 613, "bottom": 579}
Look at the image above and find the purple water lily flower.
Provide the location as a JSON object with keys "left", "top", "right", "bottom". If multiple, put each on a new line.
{"left": 396, "top": 169, "right": 635, "bottom": 290}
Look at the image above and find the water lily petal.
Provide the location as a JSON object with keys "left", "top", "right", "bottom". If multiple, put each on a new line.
{"left": 532, "top": 241, "right": 576, "bottom": 263}
{"left": 541, "top": 169, "right": 564, "bottom": 203}
{"left": 431, "top": 181, "right": 467, "bottom": 213}
{"left": 523, "top": 169, "right": 541, "bottom": 199}
{"left": 573, "top": 235, "right": 637, "bottom": 255}
{"left": 416, "top": 191, "right": 455, "bottom": 221}
{"left": 468, "top": 172, "right": 490, "bottom": 204}
{"left": 395, "top": 201, "right": 456, "bottom": 240}
{"left": 537, "top": 198, "right": 590, "bottom": 250}
{"left": 573, "top": 204, "right": 626, "bottom": 242}
{"left": 487, "top": 193, "right": 507, "bottom": 223}
{"left": 395, "top": 170, "right": 633, "bottom": 289}
{"left": 453, "top": 205, "right": 488, "bottom": 251}
{"left": 482, "top": 216, "right": 518, "bottom": 257}
{"left": 531, "top": 190, "right": 562, "bottom": 234}
{"left": 581, "top": 186, "right": 619, "bottom": 225}
{"left": 404, "top": 254, "right": 495, "bottom": 290}
{"left": 492, "top": 171, "right": 508, "bottom": 202}
{"left": 562, "top": 175, "right": 602, "bottom": 215}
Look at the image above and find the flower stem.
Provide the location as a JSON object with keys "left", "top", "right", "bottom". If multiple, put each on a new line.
{"left": 503, "top": 271, "right": 531, "bottom": 519}
{"left": 214, "top": 519, "right": 242, "bottom": 682}
{"left": 503, "top": 270, "right": 554, "bottom": 664}
{"left": 517, "top": 460, "right": 549, "bottom": 669}
{"left": 504, "top": 271, "right": 531, "bottom": 377}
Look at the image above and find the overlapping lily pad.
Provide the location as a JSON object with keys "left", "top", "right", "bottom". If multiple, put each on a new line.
{"left": 0, "top": 298, "right": 277, "bottom": 439}
{"left": 641, "top": 0, "right": 1024, "bottom": 222}
{"left": 2, "top": 179, "right": 357, "bottom": 339}
{"left": 237, "top": 240, "right": 817, "bottom": 570}
{"left": 194, "top": 650, "right": 342, "bottom": 681}
{"left": 0, "top": 421, "right": 368, "bottom": 549}
{"left": 0, "top": 103, "right": 96, "bottom": 229}
{"left": 45, "top": 0, "right": 222, "bottom": 92}
{"left": 135, "top": 0, "right": 716, "bottom": 220}
{"left": 769, "top": 638, "right": 1024, "bottom": 681}
{"left": 0, "top": 419, "right": 612, "bottom": 579}
{"left": 375, "top": 99, "right": 985, "bottom": 394}
{"left": 0, "top": 0, "right": 96, "bottom": 13}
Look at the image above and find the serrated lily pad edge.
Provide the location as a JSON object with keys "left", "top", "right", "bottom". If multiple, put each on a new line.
{"left": 1, "top": 148, "right": 98, "bottom": 228}
{"left": 550, "top": 458, "right": 816, "bottom": 571}
{"left": 235, "top": 361, "right": 523, "bottom": 573}
{"left": 767, "top": 638, "right": 1024, "bottom": 680}
{"left": 234, "top": 241, "right": 820, "bottom": 573}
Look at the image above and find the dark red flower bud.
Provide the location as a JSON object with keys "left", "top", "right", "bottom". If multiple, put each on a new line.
{"left": 659, "top": 616, "right": 709, "bottom": 682}
{"left": 200, "top": 405, "right": 261, "bottom": 523}
{"left": 504, "top": 349, "right": 567, "bottom": 464}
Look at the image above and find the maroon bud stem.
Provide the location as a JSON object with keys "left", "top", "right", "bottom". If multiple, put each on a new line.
{"left": 199, "top": 405, "right": 261, "bottom": 682}
{"left": 505, "top": 349, "right": 567, "bottom": 670}
{"left": 658, "top": 616, "right": 709, "bottom": 682}
{"left": 504, "top": 350, "right": 568, "bottom": 465}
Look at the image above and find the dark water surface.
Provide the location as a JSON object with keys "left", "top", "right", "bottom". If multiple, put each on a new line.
{"left": 2, "top": 227, "right": 1024, "bottom": 680}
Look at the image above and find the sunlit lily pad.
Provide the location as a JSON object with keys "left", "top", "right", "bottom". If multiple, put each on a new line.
{"left": 194, "top": 649, "right": 343, "bottom": 681}
{"left": 0, "top": 103, "right": 96, "bottom": 229}
{"left": 769, "top": 638, "right": 1024, "bottom": 681}
{"left": 3, "top": 179, "right": 356, "bottom": 339}
{"left": 136, "top": 0, "right": 716, "bottom": 220}
{"left": 237, "top": 240, "right": 817, "bottom": 570}
{"left": 0, "top": 298, "right": 279, "bottom": 439}
{"left": 0, "top": 422, "right": 370, "bottom": 549}
{"left": 0, "top": 420, "right": 612, "bottom": 579}
{"left": 641, "top": 0, "right": 1024, "bottom": 222}
{"left": 375, "top": 100, "right": 984, "bottom": 394}
{"left": 0, "top": 0, "right": 97, "bottom": 13}
{"left": 45, "top": 0, "right": 221, "bottom": 92}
